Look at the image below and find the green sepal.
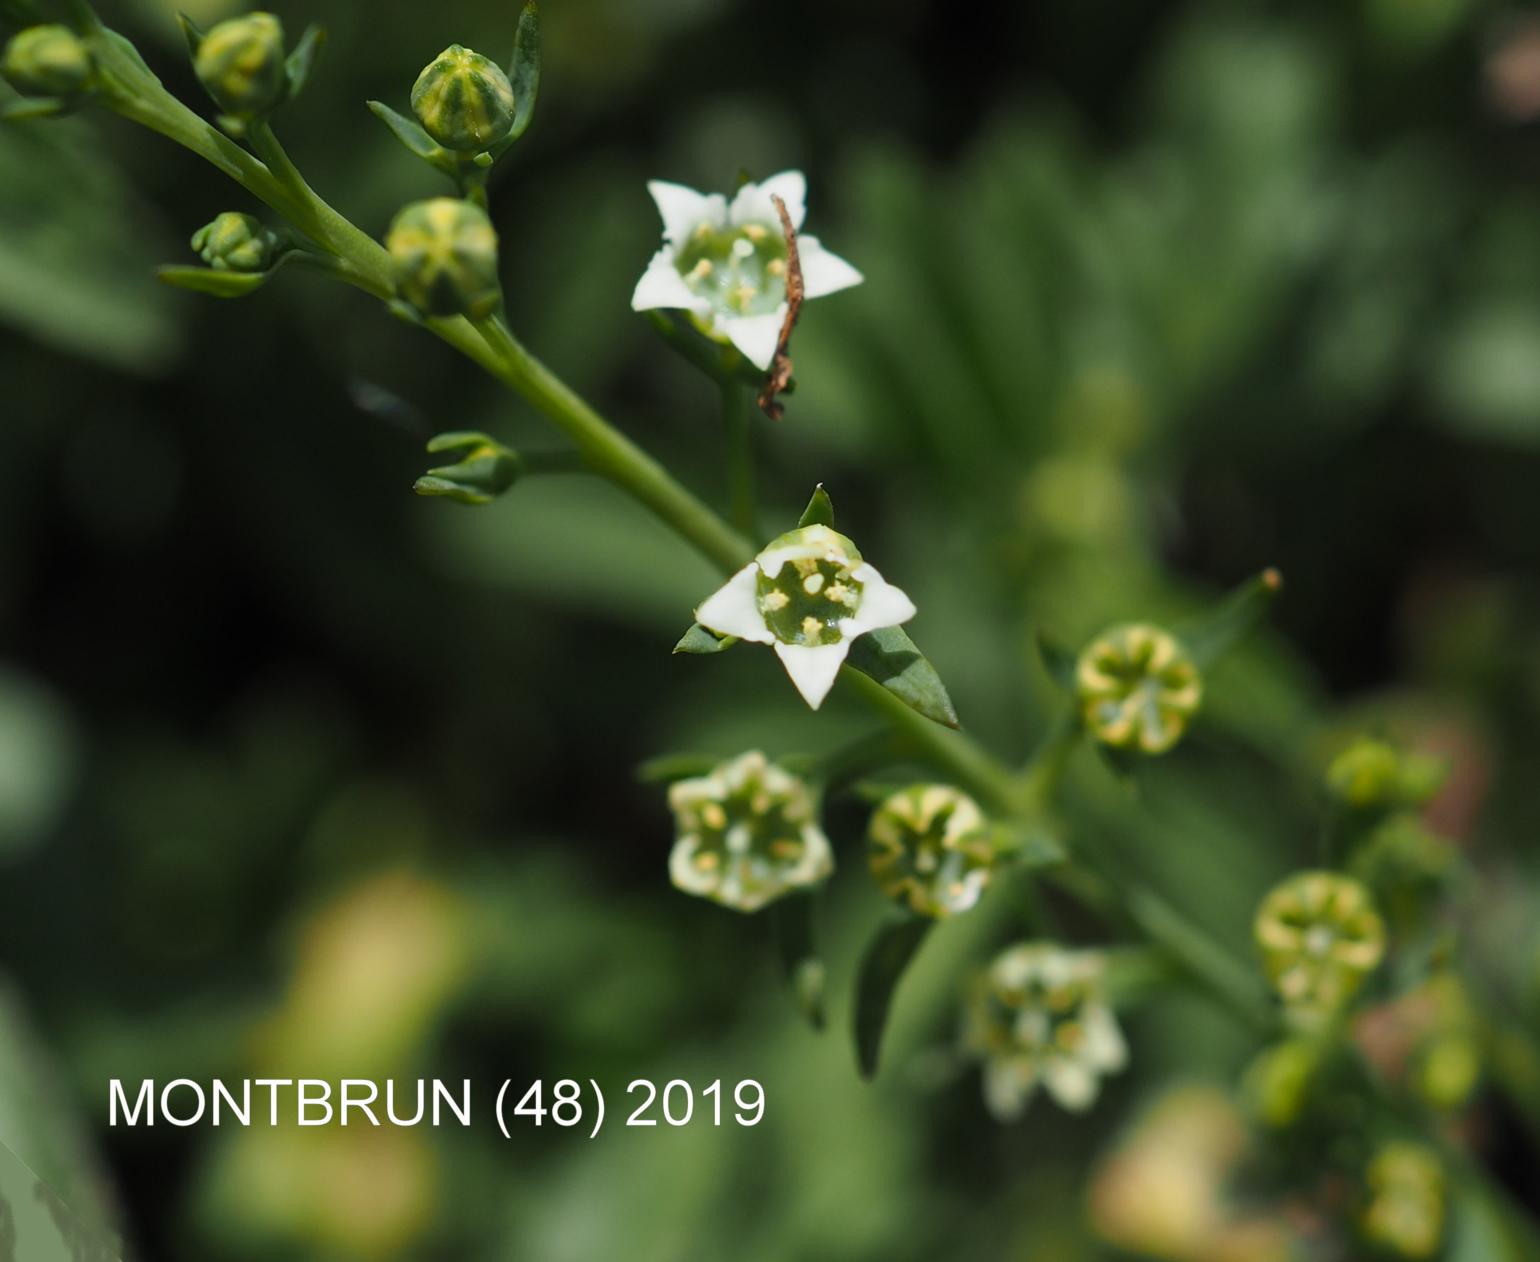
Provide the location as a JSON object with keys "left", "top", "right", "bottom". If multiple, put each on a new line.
{"left": 853, "top": 913, "right": 933, "bottom": 1079}
{"left": 797, "top": 483, "right": 835, "bottom": 530}
{"left": 495, "top": 0, "right": 540, "bottom": 153}
{"left": 772, "top": 894, "right": 825, "bottom": 1031}
{"left": 1035, "top": 630, "right": 1078, "bottom": 691}
{"left": 673, "top": 623, "right": 738, "bottom": 655}
{"left": 0, "top": 95, "right": 70, "bottom": 120}
{"left": 176, "top": 11, "right": 204, "bottom": 60}
{"left": 414, "top": 431, "right": 521, "bottom": 506}
{"left": 284, "top": 23, "right": 326, "bottom": 101}
{"left": 643, "top": 311, "right": 776, "bottom": 390}
{"left": 634, "top": 753, "right": 721, "bottom": 783}
{"left": 368, "top": 99, "right": 458, "bottom": 176}
{"left": 157, "top": 263, "right": 277, "bottom": 297}
{"left": 847, "top": 626, "right": 960, "bottom": 730}
{"left": 1177, "top": 567, "right": 1283, "bottom": 669}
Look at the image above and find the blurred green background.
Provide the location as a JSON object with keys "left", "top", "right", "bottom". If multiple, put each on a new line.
{"left": 3, "top": 0, "right": 1540, "bottom": 1258}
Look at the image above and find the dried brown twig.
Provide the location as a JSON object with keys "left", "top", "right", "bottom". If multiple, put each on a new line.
{"left": 757, "top": 192, "right": 805, "bottom": 421}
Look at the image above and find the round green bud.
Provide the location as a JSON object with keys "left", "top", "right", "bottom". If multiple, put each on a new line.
{"left": 1, "top": 25, "right": 92, "bottom": 99}
{"left": 194, "top": 12, "right": 287, "bottom": 119}
{"left": 1076, "top": 623, "right": 1202, "bottom": 755}
{"left": 1361, "top": 1142, "right": 1446, "bottom": 1259}
{"left": 1242, "top": 1038, "right": 1321, "bottom": 1129}
{"left": 190, "top": 212, "right": 281, "bottom": 273}
{"left": 867, "top": 784, "right": 996, "bottom": 918}
{"left": 410, "top": 45, "right": 516, "bottom": 153}
{"left": 1254, "top": 871, "right": 1386, "bottom": 1017}
{"left": 386, "top": 198, "right": 502, "bottom": 319}
{"left": 1327, "top": 738, "right": 1403, "bottom": 808}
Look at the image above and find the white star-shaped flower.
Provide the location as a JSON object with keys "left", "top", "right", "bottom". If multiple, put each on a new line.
{"left": 630, "top": 170, "right": 864, "bottom": 370}
{"left": 693, "top": 524, "right": 916, "bottom": 710}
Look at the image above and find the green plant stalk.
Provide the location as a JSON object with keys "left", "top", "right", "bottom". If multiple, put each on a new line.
{"left": 721, "top": 381, "right": 757, "bottom": 539}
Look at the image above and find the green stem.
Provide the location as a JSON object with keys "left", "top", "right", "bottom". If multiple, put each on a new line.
{"left": 721, "top": 381, "right": 757, "bottom": 539}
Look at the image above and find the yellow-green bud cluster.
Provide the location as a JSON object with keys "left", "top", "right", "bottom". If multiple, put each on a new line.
{"left": 1361, "top": 1143, "right": 1446, "bottom": 1259}
{"left": 410, "top": 45, "right": 516, "bottom": 153}
{"left": 1242, "top": 1037, "right": 1322, "bottom": 1129}
{"left": 414, "top": 432, "right": 521, "bottom": 506}
{"left": 191, "top": 212, "right": 281, "bottom": 273}
{"left": 194, "top": 12, "right": 287, "bottom": 119}
{"left": 867, "top": 784, "right": 995, "bottom": 918}
{"left": 1327, "top": 737, "right": 1444, "bottom": 810}
{"left": 667, "top": 752, "right": 833, "bottom": 913}
{"left": 1254, "top": 871, "right": 1386, "bottom": 1017}
{"left": 386, "top": 198, "right": 502, "bottom": 319}
{"left": 963, "top": 943, "right": 1128, "bottom": 1117}
{"left": 2, "top": 25, "right": 92, "bottom": 99}
{"left": 1076, "top": 623, "right": 1201, "bottom": 755}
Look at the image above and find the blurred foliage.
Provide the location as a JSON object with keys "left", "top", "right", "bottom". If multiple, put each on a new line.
{"left": 3, "top": 0, "right": 1540, "bottom": 1259}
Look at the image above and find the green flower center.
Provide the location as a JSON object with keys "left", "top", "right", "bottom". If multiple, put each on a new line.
{"left": 682, "top": 776, "right": 811, "bottom": 875}
{"left": 675, "top": 221, "right": 789, "bottom": 317}
{"left": 990, "top": 976, "right": 1094, "bottom": 1057}
{"left": 755, "top": 552, "right": 864, "bottom": 648}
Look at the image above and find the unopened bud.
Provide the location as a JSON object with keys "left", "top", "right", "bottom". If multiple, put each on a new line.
{"left": 191, "top": 212, "right": 281, "bottom": 273}
{"left": 386, "top": 198, "right": 501, "bottom": 319}
{"left": 194, "top": 12, "right": 287, "bottom": 119}
{"left": 2, "top": 24, "right": 91, "bottom": 99}
{"left": 410, "top": 45, "right": 516, "bottom": 153}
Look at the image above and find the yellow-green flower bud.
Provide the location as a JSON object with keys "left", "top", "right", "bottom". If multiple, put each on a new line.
{"left": 1361, "top": 1143, "right": 1446, "bottom": 1259}
{"left": 190, "top": 212, "right": 281, "bottom": 272}
{"left": 410, "top": 45, "right": 516, "bottom": 153}
{"left": 1242, "top": 1038, "right": 1322, "bottom": 1129}
{"left": 1327, "top": 738, "right": 1403, "bottom": 808}
{"left": 867, "top": 784, "right": 996, "bottom": 918}
{"left": 1076, "top": 623, "right": 1202, "bottom": 755}
{"left": 194, "top": 12, "right": 287, "bottom": 119}
{"left": 1254, "top": 871, "right": 1386, "bottom": 1017}
{"left": 2, "top": 25, "right": 92, "bottom": 99}
{"left": 386, "top": 198, "right": 501, "bottom": 319}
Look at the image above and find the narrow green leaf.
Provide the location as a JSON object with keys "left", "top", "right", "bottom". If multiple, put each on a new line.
{"left": 673, "top": 623, "right": 738, "bottom": 655}
{"left": 156, "top": 265, "right": 272, "bottom": 298}
{"left": 853, "top": 914, "right": 933, "bottom": 1079}
{"left": 991, "top": 822, "right": 1067, "bottom": 867}
{"left": 797, "top": 483, "right": 835, "bottom": 529}
{"left": 503, "top": 0, "right": 540, "bottom": 145}
{"left": 176, "top": 11, "right": 204, "bottom": 59}
{"left": 0, "top": 97, "right": 68, "bottom": 121}
{"left": 1035, "top": 630, "right": 1078, "bottom": 691}
{"left": 634, "top": 753, "right": 720, "bottom": 784}
{"left": 284, "top": 24, "right": 326, "bottom": 101}
{"left": 1177, "top": 567, "right": 1284, "bottom": 669}
{"left": 847, "top": 626, "right": 960, "bottom": 729}
{"left": 368, "top": 99, "right": 455, "bottom": 172}
{"left": 772, "top": 895, "right": 825, "bottom": 1031}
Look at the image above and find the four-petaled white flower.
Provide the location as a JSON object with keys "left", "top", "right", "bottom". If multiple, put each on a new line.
{"left": 694, "top": 524, "right": 917, "bottom": 710}
{"left": 965, "top": 943, "right": 1129, "bottom": 1119}
{"left": 630, "top": 170, "right": 864, "bottom": 370}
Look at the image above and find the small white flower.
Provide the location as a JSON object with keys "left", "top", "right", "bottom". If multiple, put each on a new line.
{"left": 965, "top": 943, "right": 1129, "bottom": 1120}
{"left": 694, "top": 524, "right": 916, "bottom": 710}
{"left": 630, "top": 170, "right": 864, "bottom": 370}
{"left": 667, "top": 751, "right": 833, "bottom": 913}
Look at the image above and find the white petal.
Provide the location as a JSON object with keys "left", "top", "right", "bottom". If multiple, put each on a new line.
{"left": 982, "top": 1061, "right": 1034, "bottom": 1122}
{"left": 842, "top": 563, "right": 917, "bottom": 637}
{"left": 695, "top": 564, "right": 774, "bottom": 644}
{"left": 1042, "top": 1057, "right": 1099, "bottom": 1112}
{"left": 773, "top": 640, "right": 850, "bottom": 709}
{"left": 647, "top": 180, "right": 727, "bottom": 243}
{"left": 730, "top": 170, "right": 807, "bottom": 231}
{"left": 631, "top": 249, "right": 700, "bottom": 313}
{"left": 720, "top": 310, "right": 786, "bottom": 371}
{"left": 797, "top": 237, "right": 864, "bottom": 299}
{"left": 1081, "top": 1005, "right": 1129, "bottom": 1074}
{"left": 669, "top": 837, "right": 717, "bottom": 897}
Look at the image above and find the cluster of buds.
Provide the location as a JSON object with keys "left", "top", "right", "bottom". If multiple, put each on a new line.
{"left": 1327, "top": 737, "right": 1445, "bottom": 811}
{"left": 1360, "top": 1142, "right": 1446, "bottom": 1259}
{"left": 666, "top": 752, "right": 833, "bottom": 913}
{"left": 191, "top": 213, "right": 284, "bottom": 274}
{"left": 1075, "top": 623, "right": 1202, "bottom": 755}
{"left": 1254, "top": 871, "right": 1386, "bottom": 1019}
{"left": 867, "top": 784, "right": 996, "bottom": 918}
{"left": 963, "top": 943, "right": 1128, "bottom": 1118}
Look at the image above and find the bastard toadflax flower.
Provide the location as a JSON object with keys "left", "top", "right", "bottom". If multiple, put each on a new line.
{"left": 693, "top": 524, "right": 916, "bottom": 709}
{"left": 667, "top": 751, "right": 833, "bottom": 913}
{"left": 964, "top": 943, "right": 1129, "bottom": 1119}
{"left": 868, "top": 784, "right": 997, "bottom": 918}
{"left": 630, "top": 171, "right": 863, "bottom": 370}
{"left": 1254, "top": 871, "right": 1386, "bottom": 1017}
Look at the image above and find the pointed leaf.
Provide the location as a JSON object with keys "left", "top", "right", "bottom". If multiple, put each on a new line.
{"left": 176, "top": 11, "right": 205, "bottom": 59}
{"left": 797, "top": 483, "right": 835, "bottom": 529}
{"left": 502, "top": 0, "right": 540, "bottom": 145}
{"left": 368, "top": 100, "right": 456, "bottom": 173}
{"left": 1035, "top": 630, "right": 1078, "bottom": 691}
{"left": 284, "top": 24, "right": 327, "bottom": 101}
{"left": 156, "top": 265, "right": 273, "bottom": 298}
{"left": 673, "top": 623, "right": 739, "bottom": 655}
{"left": 847, "top": 626, "right": 959, "bottom": 729}
{"left": 853, "top": 914, "right": 933, "bottom": 1079}
{"left": 1177, "top": 568, "right": 1284, "bottom": 669}
{"left": 0, "top": 97, "right": 68, "bottom": 121}
{"left": 772, "top": 894, "right": 825, "bottom": 1031}
{"left": 634, "top": 753, "right": 720, "bottom": 784}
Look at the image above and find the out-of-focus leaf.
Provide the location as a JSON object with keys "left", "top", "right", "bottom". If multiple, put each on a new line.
{"left": 847, "top": 627, "right": 959, "bottom": 730}
{"left": 0, "top": 669, "right": 77, "bottom": 861}
{"left": 501, "top": 0, "right": 541, "bottom": 147}
{"left": 1177, "top": 568, "right": 1284, "bottom": 668}
{"left": 284, "top": 24, "right": 326, "bottom": 101}
{"left": 1034, "top": 630, "right": 1078, "bottom": 691}
{"left": 772, "top": 894, "right": 824, "bottom": 1031}
{"left": 853, "top": 914, "right": 932, "bottom": 1079}
{"left": 1428, "top": 300, "right": 1540, "bottom": 445}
